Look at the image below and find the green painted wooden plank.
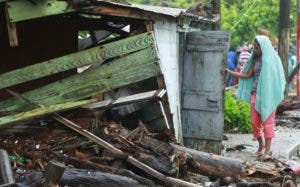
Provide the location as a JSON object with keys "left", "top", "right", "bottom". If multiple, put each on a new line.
{"left": 0, "top": 47, "right": 161, "bottom": 111}
{"left": 0, "top": 32, "right": 155, "bottom": 89}
{"left": 7, "top": 0, "right": 75, "bottom": 22}
{"left": 0, "top": 99, "right": 97, "bottom": 126}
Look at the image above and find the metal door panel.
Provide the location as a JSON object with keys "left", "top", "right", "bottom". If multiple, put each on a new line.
{"left": 182, "top": 91, "right": 220, "bottom": 112}
{"left": 182, "top": 110, "right": 223, "bottom": 140}
{"left": 181, "top": 31, "right": 230, "bottom": 152}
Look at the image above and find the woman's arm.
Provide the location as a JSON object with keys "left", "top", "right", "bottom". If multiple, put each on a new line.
{"left": 225, "top": 62, "right": 254, "bottom": 78}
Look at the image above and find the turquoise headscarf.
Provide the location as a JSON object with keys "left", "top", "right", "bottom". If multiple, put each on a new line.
{"left": 237, "top": 35, "right": 286, "bottom": 121}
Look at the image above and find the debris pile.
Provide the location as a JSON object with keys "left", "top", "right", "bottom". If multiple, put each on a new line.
{"left": 0, "top": 112, "right": 298, "bottom": 186}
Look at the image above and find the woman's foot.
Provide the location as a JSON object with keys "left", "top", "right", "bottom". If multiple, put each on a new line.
{"left": 255, "top": 144, "right": 265, "bottom": 156}
{"left": 261, "top": 154, "right": 272, "bottom": 162}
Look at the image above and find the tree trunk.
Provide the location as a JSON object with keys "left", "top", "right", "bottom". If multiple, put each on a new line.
{"left": 278, "top": 0, "right": 290, "bottom": 84}
{"left": 172, "top": 144, "right": 246, "bottom": 178}
{"left": 117, "top": 125, "right": 247, "bottom": 178}
{"left": 59, "top": 168, "right": 140, "bottom": 187}
{"left": 49, "top": 152, "right": 155, "bottom": 186}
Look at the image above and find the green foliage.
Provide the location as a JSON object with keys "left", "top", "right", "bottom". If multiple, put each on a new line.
{"left": 78, "top": 30, "right": 90, "bottom": 39}
{"left": 221, "top": 0, "right": 297, "bottom": 46}
{"left": 131, "top": 0, "right": 297, "bottom": 46}
{"left": 224, "top": 90, "right": 251, "bottom": 133}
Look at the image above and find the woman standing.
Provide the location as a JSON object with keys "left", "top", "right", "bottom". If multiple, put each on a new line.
{"left": 225, "top": 35, "right": 286, "bottom": 160}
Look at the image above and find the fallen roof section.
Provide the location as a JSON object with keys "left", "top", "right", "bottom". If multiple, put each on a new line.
{"left": 0, "top": 46, "right": 161, "bottom": 111}
{"left": 0, "top": 32, "right": 154, "bottom": 90}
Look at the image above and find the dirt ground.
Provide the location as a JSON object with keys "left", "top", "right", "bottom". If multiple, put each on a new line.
{"left": 222, "top": 125, "right": 300, "bottom": 165}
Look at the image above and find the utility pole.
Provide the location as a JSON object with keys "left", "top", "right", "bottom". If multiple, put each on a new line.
{"left": 297, "top": 0, "right": 300, "bottom": 95}
{"left": 278, "top": 0, "right": 290, "bottom": 85}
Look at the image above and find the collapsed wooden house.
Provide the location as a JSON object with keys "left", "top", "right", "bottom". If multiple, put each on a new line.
{"left": 1, "top": 1, "right": 299, "bottom": 186}
{"left": 0, "top": 0, "right": 230, "bottom": 154}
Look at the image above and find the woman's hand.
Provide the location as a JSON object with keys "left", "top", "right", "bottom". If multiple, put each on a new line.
{"left": 225, "top": 62, "right": 254, "bottom": 79}
{"left": 225, "top": 68, "right": 231, "bottom": 75}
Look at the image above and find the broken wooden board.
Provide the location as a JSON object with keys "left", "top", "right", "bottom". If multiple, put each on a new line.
{"left": 0, "top": 99, "right": 97, "bottom": 127}
{"left": 0, "top": 32, "right": 155, "bottom": 89}
{"left": 253, "top": 161, "right": 279, "bottom": 176}
{"left": 7, "top": 0, "right": 76, "bottom": 22}
{"left": 83, "top": 89, "right": 166, "bottom": 110}
{"left": 0, "top": 90, "right": 166, "bottom": 127}
{"left": 0, "top": 47, "right": 161, "bottom": 111}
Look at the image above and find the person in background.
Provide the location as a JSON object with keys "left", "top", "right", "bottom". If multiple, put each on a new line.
{"left": 238, "top": 44, "right": 251, "bottom": 72}
{"left": 235, "top": 44, "right": 251, "bottom": 84}
{"left": 225, "top": 35, "right": 286, "bottom": 161}
{"left": 288, "top": 49, "right": 297, "bottom": 90}
{"left": 226, "top": 46, "right": 238, "bottom": 87}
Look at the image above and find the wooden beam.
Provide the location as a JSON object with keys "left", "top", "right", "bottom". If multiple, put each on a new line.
{"left": 0, "top": 32, "right": 154, "bottom": 89}
{"left": 144, "top": 20, "right": 153, "bottom": 32}
{"left": 0, "top": 47, "right": 161, "bottom": 111}
{"left": 90, "top": 5, "right": 151, "bottom": 20}
{"left": 5, "top": 3, "right": 18, "bottom": 47}
{"left": 0, "top": 99, "right": 97, "bottom": 126}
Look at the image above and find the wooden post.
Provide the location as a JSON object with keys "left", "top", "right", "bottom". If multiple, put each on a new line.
{"left": 0, "top": 149, "right": 15, "bottom": 186}
{"left": 144, "top": 20, "right": 153, "bottom": 32}
{"left": 44, "top": 161, "right": 66, "bottom": 186}
{"left": 4, "top": 2, "right": 18, "bottom": 47}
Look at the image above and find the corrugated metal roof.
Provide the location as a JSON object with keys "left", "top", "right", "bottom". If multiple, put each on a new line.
{"left": 94, "top": 0, "right": 218, "bottom": 22}
{"left": 94, "top": 0, "right": 183, "bottom": 17}
{"left": 120, "top": 3, "right": 184, "bottom": 17}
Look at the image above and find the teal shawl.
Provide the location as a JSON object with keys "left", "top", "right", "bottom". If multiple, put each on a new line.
{"left": 237, "top": 35, "right": 286, "bottom": 121}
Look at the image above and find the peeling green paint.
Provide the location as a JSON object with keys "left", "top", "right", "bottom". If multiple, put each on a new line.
{"left": 0, "top": 99, "right": 97, "bottom": 126}
{"left": 0, "top": 32, "right": 155, "bottom": 89}
{"left": 7, "top": 0, "right": 75, "bottom": 22}
{"left": 0, "top": 47, "right": 161, "bottom": 111}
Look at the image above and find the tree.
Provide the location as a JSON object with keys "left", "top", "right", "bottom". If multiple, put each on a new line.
{"left": 131, "top": 0, "right": 297, "bottom": 46}
{"left": 221, "top": 0, "right": 296, "bottom": 46}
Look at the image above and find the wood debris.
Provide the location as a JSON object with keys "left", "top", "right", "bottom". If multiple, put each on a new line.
{"left": 0, "top": 116, "right": 297, "bottom": 186}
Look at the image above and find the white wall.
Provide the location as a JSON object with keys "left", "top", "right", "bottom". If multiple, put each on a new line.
{"left": 153, "top": 19, "right": 182, "bottom": 143}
